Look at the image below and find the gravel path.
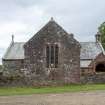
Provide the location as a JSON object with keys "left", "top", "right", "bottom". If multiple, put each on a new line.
{"left": 0, "top": 91, "right": 105, "bottom": 105}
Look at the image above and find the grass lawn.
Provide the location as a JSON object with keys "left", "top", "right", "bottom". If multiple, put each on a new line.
{"left": 0, "top": 84, "right": 105, "bottom": 96}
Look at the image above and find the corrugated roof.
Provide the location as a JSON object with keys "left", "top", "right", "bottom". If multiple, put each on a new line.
{"left": 80, "top": 42, "right": 103, "bottom": 59}
{"left": 3, "top": 42, "right": 104, "bottom": 60}
{"left": 3, "top": 42, "right": 25, "bottom": 60}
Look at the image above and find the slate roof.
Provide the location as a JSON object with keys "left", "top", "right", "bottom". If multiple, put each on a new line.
{"left": 80, "top": 42, "right": 103, "bottom": 59}
{"left": 3, "top": 42, "right": 25, "bottom": 60}
{"left": 80, "top": 42, "right": 105, "bottom": 68}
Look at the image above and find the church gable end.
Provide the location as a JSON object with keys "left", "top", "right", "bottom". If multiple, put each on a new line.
{"left": 24, "top": 19, "right": 80, "bottom": 85}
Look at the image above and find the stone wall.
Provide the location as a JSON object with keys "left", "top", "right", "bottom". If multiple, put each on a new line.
{"left": 0, "top": 60, "right": 28, "bottom": 86}
{"left": 81, "top": 67, "right": 93, "bottom": 75}
{"left": 81, "top": 73, "right": 105, "bottom": 84}
{"left": 3, "top": 59, "right": 24, "bottom": 70}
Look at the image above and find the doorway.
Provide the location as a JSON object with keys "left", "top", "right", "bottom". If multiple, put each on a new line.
{"left": 96, "top": 63, "right": 105, "bottom": 72}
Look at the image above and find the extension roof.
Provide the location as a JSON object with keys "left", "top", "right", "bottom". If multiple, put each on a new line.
{"left": 3, "top": 42, "right": 24, "bottom": 60}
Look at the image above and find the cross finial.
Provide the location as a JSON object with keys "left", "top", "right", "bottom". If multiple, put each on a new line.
{"left": 51, "top": 17, "right": 54, "bottom": 21}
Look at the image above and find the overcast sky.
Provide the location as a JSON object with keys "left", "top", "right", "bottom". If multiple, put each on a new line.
{"left": 0, "top": 0, "right": 105, "bottom": 63}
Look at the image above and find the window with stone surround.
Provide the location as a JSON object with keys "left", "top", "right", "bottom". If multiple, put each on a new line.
{"left": 46, "top": 44, "right": 59, "bottom": 68}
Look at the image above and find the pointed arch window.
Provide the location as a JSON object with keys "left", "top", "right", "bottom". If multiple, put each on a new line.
{"left": 46, "top": 45, "right": 50, "bottom": 68}
{"left": 46, "top": 44, "right": 59, "bottom": 68}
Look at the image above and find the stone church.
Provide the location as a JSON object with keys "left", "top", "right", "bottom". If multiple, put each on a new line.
{"left": 2, "top": 18, "right": 105, "bottom": 85}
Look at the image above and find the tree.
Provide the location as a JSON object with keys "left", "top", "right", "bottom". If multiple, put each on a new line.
{"left": 98, "top": 22, "right": 105, "bottom": 49}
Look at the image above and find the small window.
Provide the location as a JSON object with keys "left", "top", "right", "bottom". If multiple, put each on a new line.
{"left": 46, "top": 44, "right": 59, "bottom": 68}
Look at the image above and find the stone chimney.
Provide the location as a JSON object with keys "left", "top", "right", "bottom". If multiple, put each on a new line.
{"left": 95, "top": 32, "right": 101, "bottom": 43}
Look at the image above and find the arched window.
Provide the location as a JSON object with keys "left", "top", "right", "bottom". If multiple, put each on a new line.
{"left": 55, "top": 44, "right": 59, "bottom": 68}
{"left": 46, "top": 44, "right": 59, "bottom": 68}
{"left": 46, "top": 45, "right": 50, "bottom": 68}
{"left": 51, "top": 45, "right": 54, "bottom": 64}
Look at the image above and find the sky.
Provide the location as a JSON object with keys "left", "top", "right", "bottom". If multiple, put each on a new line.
{"left": 0, "top": 0, "right": 105, "bottom": 63}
